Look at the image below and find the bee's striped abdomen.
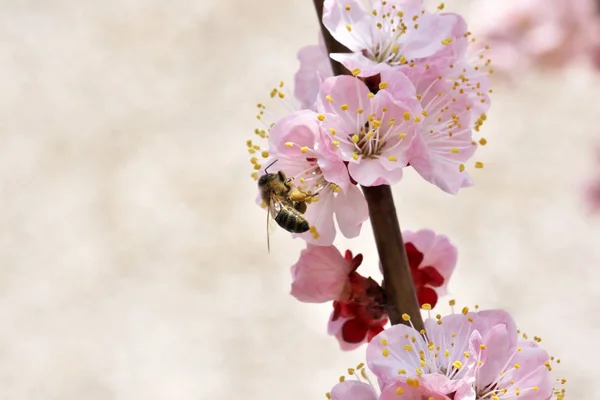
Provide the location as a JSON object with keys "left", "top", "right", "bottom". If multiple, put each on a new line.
{"left": 275, "top": 206, "right": 310, "bottom": 233}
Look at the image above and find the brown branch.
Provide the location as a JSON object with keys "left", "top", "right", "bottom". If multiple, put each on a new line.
{"left": 312, "top": 0, "right": 424, "bottom": 331}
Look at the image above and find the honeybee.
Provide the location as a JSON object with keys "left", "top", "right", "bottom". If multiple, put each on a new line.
{"left": 258, "top": 160, "right": 311, "bottom": 251}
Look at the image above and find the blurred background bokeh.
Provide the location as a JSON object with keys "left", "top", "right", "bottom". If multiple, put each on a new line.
{"left": 1, "top": 0, "right": 599, "bottom": 398}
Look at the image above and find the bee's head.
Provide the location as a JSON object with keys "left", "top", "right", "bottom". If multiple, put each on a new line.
{"left": 258, "top": 173, "right": 276, "bottom": 187}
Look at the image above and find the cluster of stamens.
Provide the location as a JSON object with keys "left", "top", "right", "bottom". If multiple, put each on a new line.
{"left": 367, "top": 301, "right": 568, "bottom": 399}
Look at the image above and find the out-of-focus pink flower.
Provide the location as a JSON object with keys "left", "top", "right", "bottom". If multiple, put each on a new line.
{"left": 403, "top": 229, "right": 457, "bottom": 308}
{"left": 322, "top": 0, "right": 458, "bottom": 77}
{"left": 330, "top": 379, "right": 451, "bottom": 400}
{"left": 586, "top": 149, "right": 600, "bottom": 213}
{"left": 316, "top": 74, "right": 419, "bottom": 186}
{"left": 471, "top": 0, "right": 600, "bottom": 74}
{"left": 294, "top": 37, "right": 331, "bottom": 110}
{"left": 365, "top": 308, "right": 561, "bottom": 399}
{"left": 260, "top": 110, "right": 369, "bottom": 245}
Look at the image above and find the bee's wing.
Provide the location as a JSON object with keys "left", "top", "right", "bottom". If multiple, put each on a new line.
{"left": 266, "top": 198, "right": 283, "bottom": 253}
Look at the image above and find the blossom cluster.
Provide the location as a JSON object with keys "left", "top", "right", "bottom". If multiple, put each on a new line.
{"left": 247, "top": 1, "right": 566, "bottom": 398}
{"left": 471, "top": 0, "right": 600, "bottom": 76}
{"left": 328, "top": 306, "right": 567, "bottom": 400}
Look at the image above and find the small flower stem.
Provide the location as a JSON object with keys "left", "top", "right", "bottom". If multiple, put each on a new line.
{"left": 312, "top": 0, "right": 424, "bottom": 331}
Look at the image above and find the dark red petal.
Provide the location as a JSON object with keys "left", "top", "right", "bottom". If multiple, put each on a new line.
{"left": 341, "top": 319, "right": 369, "bottom": 344}
{"left": 417, "top": 287, "right": 438, "bottom": 308}
{"left": 366, "top": 322, "right": 386, "bottom": 342}
{"left": 420, "top": 266, "right": 445, "bottom": 287}
{"left": 404, "top": 242, "right": 424, "bottom": 270}
{"left": 350, "top": 253, "right": 363, "bottom": 272}
{"left": 344, "top": 250, "right": 353, "bottom": 263}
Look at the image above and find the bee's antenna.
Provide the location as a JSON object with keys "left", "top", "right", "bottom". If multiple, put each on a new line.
{"left": 264, "top": 159, "right": 278, "bottom": 174}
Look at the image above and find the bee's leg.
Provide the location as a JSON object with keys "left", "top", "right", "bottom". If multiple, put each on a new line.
{"left": 293, "top": 201, "right": 307, "bottom": 214}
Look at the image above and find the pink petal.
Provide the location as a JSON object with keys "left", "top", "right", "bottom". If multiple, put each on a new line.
{"left": 334, "top": 184, "right": 368, "bottom": 239}
{"left": 296, "top": 188, "right": 337, "bottom": 245}
{"left": 268, "top": 110, "right": 320, "bottom": 155}
{"left": 497, "top": 347, "right": 553, "bottom": 399}
{"left": 348, "top": 158, "right": 404, "bottom": 186}
{"left": 366, "top": 323, "right": 426, "bottom": 387}
{"left": 330, "top": 381, "right": 377, "bottom": 400}
{"left": 323, "top": 0, "right": 371, "bottom": 53}
{"left": 330, "top": 52, "right": 389, "bottom": 78}
{"left": 401, "top": 12, "right": 458, "bottom": 59}
{"left": 294, "top": 40, "right": 332, "bottom": 110}
{"left": 290, "top": 244, "right": 351, "bottom": 303}
{"left": 475, "top": 324, "right": 515, "bottom": 387}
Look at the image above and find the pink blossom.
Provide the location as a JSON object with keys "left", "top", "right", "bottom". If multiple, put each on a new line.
{"left": 471, "top": 0, "right": 600, "bottom": 75}
{"left": 322, "top": 0, "right": 459, "bottom": 77}
{"left": 403, "top": 229, "right": 457, "bottom": 308}
{"left": 294, "top": 37, "right": 331, "bottom": 110}
{"left": 316, "top": 74, "right": 419, "bottom": 186}
{"left": 365, "top": 308, "right": 559, "bottom": 399}
{"left": 261, "top": 109, "right": 369, "bottom": 245}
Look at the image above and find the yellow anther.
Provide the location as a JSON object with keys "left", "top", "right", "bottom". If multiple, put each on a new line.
{"left": 373, "top": 120, "right": 382, "bottom": 128}
{"left": 345, "top": 5, "right": 351, "bottom": 10}
{"left": 437, "top": 2, "right": 445, "bottom": 10}
{"left": 399, "top": 55, "right": 407, "bottom": 64}
{"left": 250, "top": 157, "right": 258, "bottom": 164}
{"left": 514, "top": 364, "right": 521, "bottom": 369}
{"left": 339, "top": 375, "right": 345, "bottom": 382}
{"left": 329, "top": 127, "right": 336, "bottom": 135}
{"left": 254, "top": 163, "right": 262, "bottom": 170}
{"left": 382, "top": 348, "right": 390, "bottom": 357}
{"left": 388, "top": 155, "right": 398, "bottom": 162}
{"left": 351, "top": 134, "right": 359, "bottom": 143}
{"left": 533, "top": 386, "right": 539, "bottom": 391}
{"left": 300, "top": 146, "right": 309, "bottom": 153}
{"left": 398, "top": 369, "right": 407, "bottom": 375}
{"left": 332, "top": 140, "right": 340, "bottom": 147}
{"left": 326, "top": 392, "right": 331, "bottom": 399}
{"left": 462, "top": 307, "right": 469, "bottom": 315}
{"left": 381, "top": 338, "right": 388, "bottom": 346}
{"left": 441, "top": 38, "right": 453, "bottom": 46}
{"left": 341, "top": 104, "right": 349, "bottom": 111}
{"left": 368, "top": 92, "right": 375, "bottom": 98}
{"left": 261, "top": 150, "right": 269, "bottom": 158}
{"left": 347, "top": 368, "right": 355, "bottom": 375}
{"left": 444, "top": 350, "right": 450, "bottom": 357}
{"left": 326, "top": 95, "right": 334, "bottom": 103}
{"left": 352, "top": 152, "right": 359, "bottom": 160}
{"left": 475, "top": 161, "right": 484, "bottom": 168}
{"left": 416, "top": 368, "right": 423, "bottom": 376}
{"left": 480, "top": 344, "right": 486, "bottom": 350}
{"left": 406, "top": 378, "right": 420, "bottom": 388}
{"left": 251, "top": 172, "right": 258, "bottom": 180}
{"left": 403, "top": 111, "right": 411, "bottom": 120}
{"left": 351, "top": 68, "right": 361, "bottom": 76}
{"left": 396, "top": 387, "right": 405, "bottom": 395}
{"left": 414, "top": 116, "right": 421, "bottom": 122}
{"left": 459, "top": 164, "right": 465, "bottom": 172}
{"left": 356, "top": 363, "right": 364, "bottom": 369}
{"left": 317, "top": 114, "right": 325, "bottom": 121}
{"left": 404, "top": 345, "right": 413, "bottom": 352}
{"left": 402, "top": 313, "right": 411, "bottom": 321}
{"left": 450, "top": 148, "right": 460, "bottom": 154}
{"left": 391, "top": 44, "right": 399, "bottom": 54}
{"left": 422, "top": 303, "right": 432, "bottom": 310}
{"left": 453, "top": 361, "right": 463, "bottom": 370}
{"left": 357, "top": 108, "right": 364, "bottom": 114}
{"left": 379, "top": 82, "right": 388, "bottom": 90}
{"left": 309, "top": 226, "right": 319, "bottom": 239}
{"left": 479, "top": 138, "right": 487, "bottom": 146}
{"left": 285, "top": 142, "right": 294, "bottom": 147}
{"left": 464, "top": 352, "right": 470, "bottom": 358}
{"left": 345, "top": 24, "right": 352, "bottom": 31}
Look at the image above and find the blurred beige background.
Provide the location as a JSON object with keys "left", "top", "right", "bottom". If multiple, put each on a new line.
{"left": 0, "top": 0, "right": 598, "bottom": 398}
